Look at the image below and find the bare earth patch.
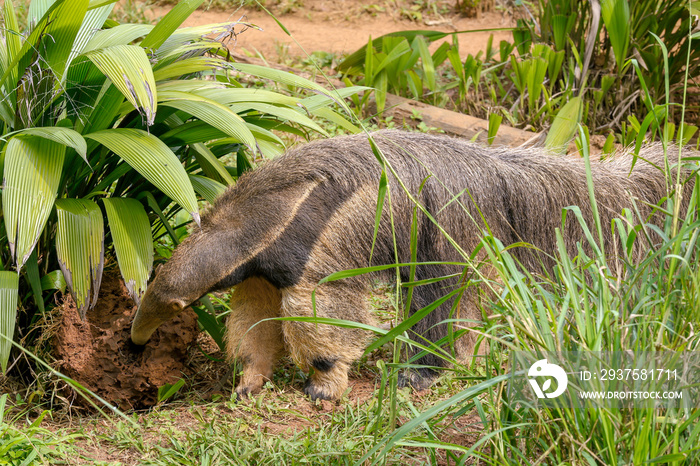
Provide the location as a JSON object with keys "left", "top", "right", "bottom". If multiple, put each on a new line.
{"left": 53, "top": 272, "right": 199, "bottom": 410}
{"left": 149, "top": 0, "right": 514, "bottom": 61}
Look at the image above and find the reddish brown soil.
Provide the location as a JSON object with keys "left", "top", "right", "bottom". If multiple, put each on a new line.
{"left": 53, "top": 272, "right": 199, "bottom": 410}
{"left": 149, "top": 0, "right": 514, "bottom": 61}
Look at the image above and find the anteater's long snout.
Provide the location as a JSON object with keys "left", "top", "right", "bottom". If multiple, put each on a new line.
{"left": 131, "top": 312, "right": 158, "bottom": 345}
{"left": 130, "top": 288, "right": 168, "bottom": 345}
{"left": 130, "top": 285, "right": 188, "bottom": 345}
{"left": 130, "top": 308, "right": 160, "bottom": 346}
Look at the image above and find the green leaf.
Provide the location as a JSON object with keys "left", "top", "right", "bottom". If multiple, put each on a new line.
{"left": 232, "top": 63, "right": 333, "bottom": 96}
{"left": 8, "top": 127, "right": 87, "bottom": 163}
{"left": 192, "top": 86, "right": 298, "bottom": 106}
{"left": 157, "top": 378, "right": 185, "bottom": 403}
{"left": 152, "top": 57, "right": 226, "bottom": 82}
{"left": 103, "top": 198, "right": 153, "bottom": 307}
{"left": 678, "top": 123, "right": 698, "bottom": 146}
{"left": 189, "top": 174, "right": 227, "bottom": 204}
{"left": 79, "top": 79, "right": 125, "bottom": 134}
{"left": 82, "top": 24, "right": 154, "bottom": 54}
{"left": 39, "top": 0, "right": 90, "bottom": 81}
{"left": 311, "top": 107, "right": 361, "bottom": 133}
{"left": 55, "top": 199, "right": 104, "bottom": 319}
{"left": 601, "top": 0, "right": 630, "bottom": 72}
{"left": 1, "top": 0, "right": 75, "bottom": 93}
{"left": 2, "top": 136, "right": 65, "bottom": 270}
{"left": 545, "top": 96, "right": 583, "bottom": 154}
{"left": 157, "top": 22, "right": 240, "bottom": 58}
{"left": 228, "top": 102, "right": 326, "bottom": 135}
{"left": 40, "top": 270, "right": 67, "bottom": 293}
{"left": 141, "top": 0, "right": 205, "bottom": 50}
{"left": 526, "top": 57, "right": 548, "bottom": 114}
{"left": 0, "top": 272, "right": 19, "bottom": 374}
{"left": 191, "top": 304, "right": 225, "bottom": 351}
{"left": 298, "top": 86, "right": 371, "bottom": 112}
{"left": 487, "top": 113, "right": 502, "bottom": 146}
{"left": 85, "top": 45, "right": 158, "bottom": 125}
{"left": 414, "top": 35, "right": 436, "bottom": 92}
{"left": 374, "top": 39, "right": 411, "bottom": 77}
{"left": 28, "top": 0, "right": 56, "bottom": 24}
{"left": 190, "top": 144, "right": 235, "bottom": 185}
{"left": 647, "top": 453, "right": 687, "bottom": 463}
{"left": 66, "top": 2, "right": 115, "bottom": 74}
{"left": 159, "top": 91, "right": 257, "bottom": 151}
{"left": 85, "top": 128, "right": 201, "bottom": 225}
{"left": 2, "top": 0, "right": 21, "bottom": 110}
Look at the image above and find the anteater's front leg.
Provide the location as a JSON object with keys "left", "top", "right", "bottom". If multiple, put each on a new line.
{"left": 225, "top": 277, "right": 285, "bottom": 398}
{"left": 281, "top": 278, "right": 373, "bottom": 401}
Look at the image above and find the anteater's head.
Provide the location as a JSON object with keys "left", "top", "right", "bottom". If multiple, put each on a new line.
{"left": 130, "top": 272, "right": 191, "bottom": 346}
{"left": 130, "top": 232, "right": 217, "bottom": 346}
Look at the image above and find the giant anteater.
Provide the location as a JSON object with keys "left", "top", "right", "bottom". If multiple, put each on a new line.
{"left": 130, "top": 130, "right": 691, "bottom": 400}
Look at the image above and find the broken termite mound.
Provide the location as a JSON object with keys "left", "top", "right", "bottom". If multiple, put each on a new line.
{"left": 53, "top": 271, "right": 198, "bottom": 410}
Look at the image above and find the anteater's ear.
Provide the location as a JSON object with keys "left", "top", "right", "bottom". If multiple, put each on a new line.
{"left": 168, "top": 299, "right": 186, "bottom": 314}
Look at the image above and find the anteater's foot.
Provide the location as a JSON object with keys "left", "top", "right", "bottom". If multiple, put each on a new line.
{"left": 234, "top": 384, "right": 256, "bottom": 400}
{"left": 234, "top": 362, "right": 273, "bottom": 400}
{"left": 303, "top": 360, "right": 349, "bottom": 401}
{"left": 398, "top": 367, "right": 439, "bottom": 391}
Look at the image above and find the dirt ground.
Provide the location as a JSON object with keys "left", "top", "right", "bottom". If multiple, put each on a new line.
{"left": 150, "top": 0, "right": 515, "bottom": 61}
{"left": 38, "top": 1, "right": 498, "bottom": 457}
{"left": 53, "top": 272, "right": 200, "bottom": 410}
{"left": 46, "top": 0, "right": 509, "bottom": 413}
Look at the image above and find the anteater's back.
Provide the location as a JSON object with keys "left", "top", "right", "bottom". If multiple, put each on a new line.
{"left": 206, "top": 130, "right": 683, "bottom": 279}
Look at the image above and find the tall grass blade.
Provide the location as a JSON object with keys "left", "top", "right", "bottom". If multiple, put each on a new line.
{"left": 357, "top": 374, "right": 510, "bottom": 465}
{"left": 545, "top": 96, "right": 583, "bottom": 153}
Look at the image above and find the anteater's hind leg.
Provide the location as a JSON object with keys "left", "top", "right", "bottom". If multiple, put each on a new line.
{"left": 401, "top": 278, "right": 486, "bottom": 390}
{"left": 225, "top": 277, "right": 285, "bottom": 398}
{"left": 281, "top": 278, "right": 373, "bottom": 401}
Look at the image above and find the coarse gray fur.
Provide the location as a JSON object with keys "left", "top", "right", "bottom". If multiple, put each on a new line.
{"left": 131, "top": 130, "right": 694, "bottom": 400}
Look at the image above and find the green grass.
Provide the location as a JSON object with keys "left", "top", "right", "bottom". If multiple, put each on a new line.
{"left": 3, "top": 1, "right": 700, "bottom": 465}
{"left": 6, "top": 358, "right": 485, "bottom": 465}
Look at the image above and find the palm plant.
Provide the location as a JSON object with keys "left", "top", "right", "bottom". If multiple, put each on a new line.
{"left": 0, "top": 0, "right": 363, "bottom": 371}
